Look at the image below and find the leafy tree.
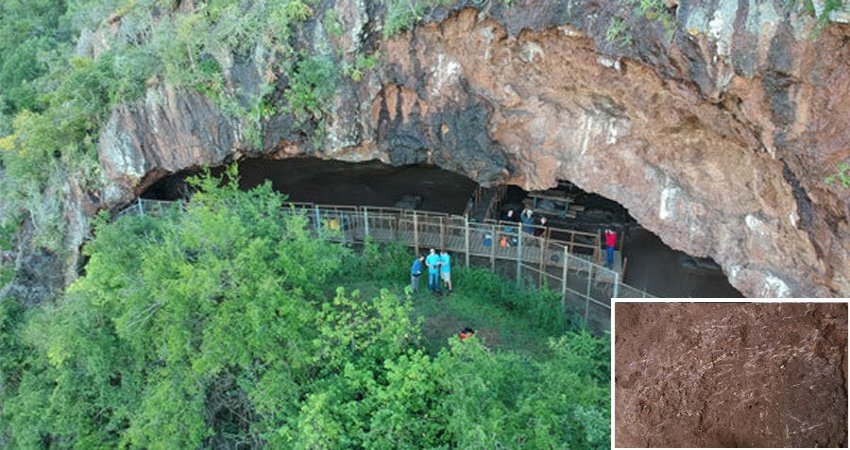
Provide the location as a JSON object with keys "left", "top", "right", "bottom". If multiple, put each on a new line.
{"left": 0, "top": 0, "right": 70, "bottom": 115}
{"left": 0, "top": 169, "right": 610, "bottom": 448}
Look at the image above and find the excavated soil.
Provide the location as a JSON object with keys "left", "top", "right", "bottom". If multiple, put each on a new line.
{"left": 615, "top": 302, "right": 848, "bottom": 448}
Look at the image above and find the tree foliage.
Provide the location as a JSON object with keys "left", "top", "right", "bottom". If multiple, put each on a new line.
{"left": 0, "top": 0, "right": 330, "bottom": 252}
{"left": 0, "top": 170, "right": 609, "bottom": 448}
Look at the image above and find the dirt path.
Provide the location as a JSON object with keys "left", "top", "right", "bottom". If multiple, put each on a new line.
{"left": 615, "top": 302, "right": 848, "bottom": 447}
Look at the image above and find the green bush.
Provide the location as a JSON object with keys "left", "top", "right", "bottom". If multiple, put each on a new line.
{"left": 323, "top": 9, "right": 343, "bottom": 37}
{"left": 384, "top": 0, "right": 425, "bottom": 38}
{"left": 0, "top": 0, "right": 328, "bottom": 254}
{"left": 826, "top": 161, "right": 850, "bottom": 188}
{"left": 0, "top": 170, "right": 609, "bottom": 448}
{"left": 285, "top": 55, "right": 338, "bottom": 122}
{"left": 0, "top": 0, "right": 70, "bottom": 116}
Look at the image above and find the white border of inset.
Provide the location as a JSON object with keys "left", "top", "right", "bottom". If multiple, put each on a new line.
{"left": 611, "top": 298, "right": 850, "bottom": 450}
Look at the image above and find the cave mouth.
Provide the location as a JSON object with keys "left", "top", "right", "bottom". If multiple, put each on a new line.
{"left": 497, "top": 183, "right": 743, "bottom": 298}
{"left": 142, "top": 157, "right": 478, "bottom": 215}
{"left": 141, "top": 157, "right": 743, "bottom": 298}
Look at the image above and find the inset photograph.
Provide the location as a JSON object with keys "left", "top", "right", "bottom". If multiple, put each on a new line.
{"left": 615, "top": 302, "right": 848, "bottom": 448}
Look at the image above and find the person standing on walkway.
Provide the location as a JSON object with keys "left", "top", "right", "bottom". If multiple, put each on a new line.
{"left": 439, "top": 249, "right": 452, "bottom": 293}
{"left": 520, "top": 208, "right": 535, "bottom": 234}
{"left": 410, "top": 255, "right": 424, "bottom": 293}
{"left": 534, "top": 216, "right": 548, "bottom": 238}
{"left": 425, "top": 248, "right": 442, "bottom": 293}
{"left": 502, "top": 209, "right": 518, "bottom": 246}
{"left": 604, "top": 228, "right": 617, "bottom": 269}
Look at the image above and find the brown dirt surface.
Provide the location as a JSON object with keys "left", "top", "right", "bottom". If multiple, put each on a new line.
{"left": 615, "top": 302, "right": 848, "bottom": 448}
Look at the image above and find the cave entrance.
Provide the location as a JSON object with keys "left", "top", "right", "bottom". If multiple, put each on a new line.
{"left": 142, "top": 157, "right": 478, "bottom": 215}
{"left": 141, "top": 157, "right": 742, "bottom": 299}
{"left": 496, "top": 182, "right": 743, "bottom": 298}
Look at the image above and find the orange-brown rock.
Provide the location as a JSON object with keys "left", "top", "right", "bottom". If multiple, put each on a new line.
{"left": 93, "top": 2, "right": 850, "bottom": 297}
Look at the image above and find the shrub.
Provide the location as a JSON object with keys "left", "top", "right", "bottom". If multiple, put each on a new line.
{"left": 0, "top": 170, "right": 610, "bottom": 448}
{"left": 284, "top": 55, "right": 338, "bottom": 122}
{"left": 825, "top": 161, "right": 850, "bottom": 188}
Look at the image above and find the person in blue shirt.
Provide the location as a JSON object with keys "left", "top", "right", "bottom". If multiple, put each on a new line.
{"left": 410, "top": 255, "right": 424, "bottom": 293}
{"left": 425, "top": 248, "right": 442, "bottom": 293}
{"left": 439, "top": 249, "right": 452, "bottom": 293}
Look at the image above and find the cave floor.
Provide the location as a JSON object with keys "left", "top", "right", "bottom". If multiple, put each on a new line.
{"left": 615, "top": 302, "right": 848, "bottom": 447}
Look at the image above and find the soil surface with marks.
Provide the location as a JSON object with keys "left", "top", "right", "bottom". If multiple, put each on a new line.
{"left": 615, "top": 302, "right": 847, "bottom": 448}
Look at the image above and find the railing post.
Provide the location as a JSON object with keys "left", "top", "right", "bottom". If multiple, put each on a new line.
{"left": 439, "top": 217, "right": 445, "bottom": 250}
{"left": 613, "top": 271, "right": 620, "bottom": 299}
{"left": 490, "top": 224, "right": 496, "bottom": 271}
{"left": 314, "top": 205, "right": 322, "bottom": 239}
{"left": 137, "top": 197, "right": 144, "bottom": 216}
{"left": 595, "top": 230, "right": 602, "bottom": 264}
{"left": 561, "top": 246, "right": 568, "bottom": 305}
{"left": 538, "top": 234, "right": 546, "bottom": 287}
{"left": 413, "top": 211, "right": 419, "bottom": 256}
{"left": 585, "top": 264, "right": 592, "bottom": 326}
{"left": 464, "top": 215, "right": 470, "bottom": 268}
{"left": 363, "top": 207, "right": 370, "bottom": 239}
{"left": 516, "top": 228, "right": 522, "bottom": 287}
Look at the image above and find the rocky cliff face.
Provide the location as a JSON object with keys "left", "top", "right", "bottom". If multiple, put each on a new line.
{"left": 93, "top": 0, "right": 849, "bottom": 297}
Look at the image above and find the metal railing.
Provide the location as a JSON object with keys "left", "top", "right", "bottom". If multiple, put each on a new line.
{"left": 115, "top": 199, "right": 656, "bottom": 332}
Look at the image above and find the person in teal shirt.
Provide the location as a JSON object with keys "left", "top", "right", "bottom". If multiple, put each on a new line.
{"left": 410, "top": 255, "right": 424, "bottom": 293}
{"left": 439, "top": 249, "right": 452, "bottom": 293}
{"left": 425, "top": 248, "right": 442, "bottom": 293}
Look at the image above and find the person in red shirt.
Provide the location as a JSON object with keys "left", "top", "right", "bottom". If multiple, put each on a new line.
{"left": 459, "top": 327, "right": 475, "bottom": 341}
{"left": 604, "top": 229, "right": 617, "bottom": 269}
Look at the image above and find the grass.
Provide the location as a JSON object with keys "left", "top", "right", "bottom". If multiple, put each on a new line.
{"left": 410, "top": 286, "right": 568, "bottom": 356}
{"left": 336, "top": 263, "right": 581, "bottom": 358}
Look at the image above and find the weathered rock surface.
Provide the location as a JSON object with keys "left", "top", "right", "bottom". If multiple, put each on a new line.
{"left": 91, "top": 1, "right": 849, "bottom": 297}
{"left": 0, "top": 222, "right": 66, "bottom": 308}
{"left": 97, "top": 84, "right": 247, "bottom": 206}
{"left": 615, "top": 302, "right": 848, "bottom": 447}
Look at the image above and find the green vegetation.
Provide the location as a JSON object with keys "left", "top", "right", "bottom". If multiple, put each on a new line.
{"left": 826, "top": 161, "right": 850, "bottom": 188}
{"left": 801, "top": 0, "right": 845, "bottom": 23}
{"left": 628, "top": 0, "right": 676, "bottom": 41}
{"left": 383, "top": 0, "right": 453, "bottom": 38}
{"left": 605, "top": 0, "right": 676, "bottom": 48}
{"left": 286, "top": 55, "right": 338, "bottom": 123}
{"left": 786, "top": 0, "right": 844, "bottom": 36}
{"left": 384, "top": 0, "right": 427, "bottom": 38}
{"left": 343, "top": 52, "right": 380, "bottom": 83}
{"left": 0, "top": 169, "right": 609, "bottom": 448}
{"left": 323, "top": 9, "right": 343, "bottom": 38}
{"left": 0, "top": 1, "right": 335, "bottom": 253}
{"left": 605, "top": 17, "right": 634, "bottom": 48}
{"left": 0, "top": 223, "right": 15, "bottom": 286}
{"left": 808, "top": 0, "right": 845, "bottom": 33}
